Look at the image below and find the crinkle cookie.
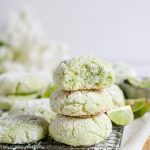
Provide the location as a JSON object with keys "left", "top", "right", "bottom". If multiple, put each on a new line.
{"left": 112, "top": 62, "right": 137, "bottom": 84}
{"left": 0, "top": 72, "right": 46, "bottom": 95}
{"left": 53, "top": 57, "right": 115, "bottom": 91}
{"left": 4, "top": 98, "right": 56, "bottom": 122}
{"left": 51, "top": 89, "right": 114, "bottom": 116}
{"left": 106, "top": 84, "right": 125, "bottom": 107}
{"left": 49, "top": 114, "right": 112, "bottom": 146}
{"left": 0, "top": 114, "right": 48, "bottom": 144}
{"left": 0, "top": 94, "right": 39, "bottom": 110}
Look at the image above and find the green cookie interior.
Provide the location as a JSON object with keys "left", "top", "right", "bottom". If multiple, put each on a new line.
{"left": 53, "top": 57, "right": 115, "bottom": 91}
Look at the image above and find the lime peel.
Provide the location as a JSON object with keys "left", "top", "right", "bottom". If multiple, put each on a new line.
{"left": 126, "top": 98, "right": 150, "bottom": 118}
{"left": 107, "top": 105, "right": 134, "bottom": 126}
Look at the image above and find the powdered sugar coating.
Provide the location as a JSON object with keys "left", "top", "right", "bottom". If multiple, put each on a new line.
{"left": 49, "top": 114, "right": 112, "bottom": 146}
{"left": 0, "top": 94, "right": 39, "bottom": 110}
{"left": 51, "top": 85, "right": 124, "bottom": 116}
{"left": 5, "top": 98, "right": 56, "bottom": 122}
{"left": 51, "top": 89, "right": 114, "bottom": 116}
{"left": 0, "top": 72, "right": 46, "bottom": 95}
{"left": 0, "top": 114, "right": 48, "bottom": 144}
{"left": 53, "top": 57, "right": 115, "bottom": 91}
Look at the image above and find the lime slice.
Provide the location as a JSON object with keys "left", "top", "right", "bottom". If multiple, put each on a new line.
{"left": 134, "top": 102, "right": 150, "bottom": 118}
{"left": 42, "top": 84, "right": 57, "bottom": 98}
{"left": 126, "top": 99, "right": 150, "bottom": 118}
{"left": 126, "top": 99, "right": 145, "bottom": 112}
{"left": 107, "top": 105, "right": 134, "bottom": 125}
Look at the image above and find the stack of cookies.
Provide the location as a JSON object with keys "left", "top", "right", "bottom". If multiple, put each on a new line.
{"left": 49, "top": 57, "right": 119, "bottom": 146}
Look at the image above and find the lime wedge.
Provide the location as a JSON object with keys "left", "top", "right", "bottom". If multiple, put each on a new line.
{"left": 107, "top": 105, "right": 134, "bottom": 125}
{"left": 42, "top": 84, "right": 57, "bottom": 98}
{"left": 126, "top": 99, "right": 150, "bottom": 118}
{"left": 134, "top": 102, "right": 150, "bottom": 118}
{"left": 126, "top": 99, "right": 145, "bottom": 112}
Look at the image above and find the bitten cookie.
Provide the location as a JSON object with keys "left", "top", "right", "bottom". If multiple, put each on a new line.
{"left": 49, "top": 114, "right": 112, "bottom": 146}
{"left": 53, "top": 57, "right": 115, "bottom": 91}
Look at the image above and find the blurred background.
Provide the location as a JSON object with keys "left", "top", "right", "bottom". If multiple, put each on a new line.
{"left": 0, "top": 0, "right": 150, "bottom": 76}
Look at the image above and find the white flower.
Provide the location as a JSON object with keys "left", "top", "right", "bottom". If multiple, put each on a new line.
{"left": 0, "top": 8, "right": 69, "bottom": 78}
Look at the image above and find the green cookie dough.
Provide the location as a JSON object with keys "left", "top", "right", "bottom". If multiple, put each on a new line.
{"left": 53, "top": 57, "right": 115, "bottom": 91}
{"left": 0, "top": 72, "right": 46, "bottom": 95}
{"left": 0, "top": 114, "right": 48, "bottom": 144}
{"left": 4, "top": 98, "right": 56, "bottom": 122}
{"left": 49, "top": 114, "right": 112, "bottom": 146}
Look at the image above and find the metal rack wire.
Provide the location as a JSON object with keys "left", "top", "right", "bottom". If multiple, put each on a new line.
{"left": 0, "top": 125, "right": 123, "bottom": 150}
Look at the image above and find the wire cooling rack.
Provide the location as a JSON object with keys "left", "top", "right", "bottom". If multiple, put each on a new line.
{"left": 0, "top": 125, "right": 123, "bottom": 150}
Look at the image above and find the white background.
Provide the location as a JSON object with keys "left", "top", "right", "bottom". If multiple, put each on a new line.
{"left": 0, "top": 0, "right": 150, "bottom": 76}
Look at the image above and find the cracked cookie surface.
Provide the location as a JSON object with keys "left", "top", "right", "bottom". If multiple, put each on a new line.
{"left": 0, "top": 72, "right": 46, "bottom": 95}
{"left": 51, "top": 89, "right": 114, "bottom": 116}
{"left": 4, "top": 98, "right": 56, "bottom": 122}
{"left": 0, "top": 114, "right": 48, "bottom": 144}
{"left": 51, "top": 85, "right": 124, "bottom": 116}
{"left": 49, "top": 114, "right": 112, "bottom": 146}
{"left": 106, "top": 84, "right": 125, "bottom": 106}
{"left": 0, "top": 94, "right": 39, "bottom": 110}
